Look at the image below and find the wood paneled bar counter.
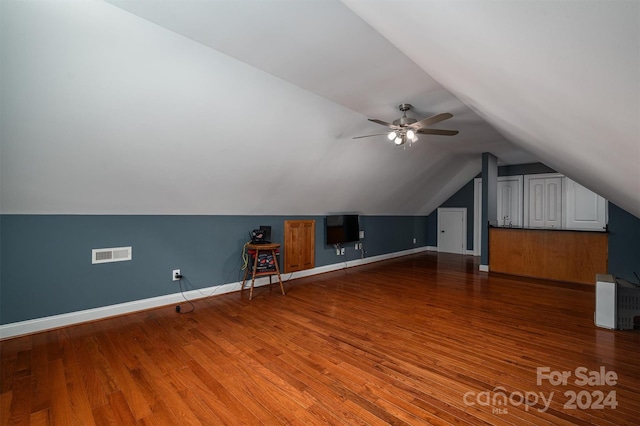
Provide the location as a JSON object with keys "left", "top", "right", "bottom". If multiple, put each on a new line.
{"left": 489, "top": 226, "right": 608, "bottom": 285}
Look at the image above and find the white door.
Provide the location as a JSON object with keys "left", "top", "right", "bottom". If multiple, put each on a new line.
{"left": 528, "top": 178, "right": 546, "bottom": 228}
{"left": 474, "top": 176, "right": 523, "bottom": 256}
{"left": 565, "top": 177, "right": 607, "bottom": 230}
{"left": 528, "top": 177, "right": 562, "bottom": 228}
{"left": 544, "top": 178, "right": 563, "bottom": 228}
{"left": 438, "top": 208, "right": 466, "bottom": 254}
{"left": 497, "top": 178, "right": 522, "bottom": 226}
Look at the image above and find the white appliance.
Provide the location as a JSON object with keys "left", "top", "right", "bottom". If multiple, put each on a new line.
{"left": 595, "top": 274, "right": 616, "bottom": 329}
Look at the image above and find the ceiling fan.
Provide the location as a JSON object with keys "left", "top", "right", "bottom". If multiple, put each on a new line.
{"left": 353, "top": 103, "right": 458, "bottom": 146}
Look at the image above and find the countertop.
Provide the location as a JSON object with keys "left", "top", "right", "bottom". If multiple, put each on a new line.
{"left": 489, "top": 225, "right": 608, "bottom": 233}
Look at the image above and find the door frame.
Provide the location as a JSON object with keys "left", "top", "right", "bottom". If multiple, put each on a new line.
{"left": 474, "top": 178, "right": 482, "bottom": 256}
{"left": 437, "top": 207, "right": 467, "bottom": 254}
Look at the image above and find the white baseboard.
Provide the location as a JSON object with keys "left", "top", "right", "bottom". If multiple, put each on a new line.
{"left": 428, "top": 246, "right": 476, "bottom": 257}
{"left": 479, "top": 264, "right": 489, "bottom": 272}
{"left": 0, "top": 246, "right": 430, "bottom": 340}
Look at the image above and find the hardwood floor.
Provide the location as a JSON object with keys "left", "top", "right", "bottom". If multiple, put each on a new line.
{"left": 2, "top": 252, "right": 639, "bottom": 425}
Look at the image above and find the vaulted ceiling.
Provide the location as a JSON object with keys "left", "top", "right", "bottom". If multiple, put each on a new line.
{"left": 1, "top": 1, "right": 638, "bottom": 217}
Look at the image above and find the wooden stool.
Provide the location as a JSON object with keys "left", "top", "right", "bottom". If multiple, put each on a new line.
{"left": 241, "top": 243, "right": 285, "bottom": 300}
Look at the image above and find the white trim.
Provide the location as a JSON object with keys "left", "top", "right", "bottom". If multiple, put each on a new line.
{"left": 0, "top": 246, "right": 430, "bottom": 339}
{"left": 479, "top": 265, "right": 489, "bottom": 272}
{"left": 473, "top": 178, "right": 482, "bottom": 257}
{"left": 428, "top": 246, "right": 474, "bottom": 256}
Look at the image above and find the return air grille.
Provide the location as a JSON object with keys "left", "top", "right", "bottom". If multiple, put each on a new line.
{"left": 92, "top": 246, "right": 132, "bottom": 264}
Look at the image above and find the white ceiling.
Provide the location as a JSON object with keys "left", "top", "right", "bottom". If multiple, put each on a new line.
{"left": 1, "top": 0, "right": 638, "bottom": 218}
{"left": 104, "top": 0, "right": 536, "bottom": 164}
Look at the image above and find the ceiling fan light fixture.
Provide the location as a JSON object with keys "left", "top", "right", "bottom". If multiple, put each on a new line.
{"left": 352, "top": 104, "right": 456, "bottom": 146}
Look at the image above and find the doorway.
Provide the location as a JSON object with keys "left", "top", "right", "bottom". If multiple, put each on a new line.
{"left": 437, "top": 208, "right": 466, "bottom": 254}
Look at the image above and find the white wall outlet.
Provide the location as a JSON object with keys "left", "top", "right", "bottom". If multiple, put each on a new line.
{"left": 172, "top": 269, "right": 181, "bottom": 281}
{"left": 413, "top": 238, "right": 416, "bottom": 244}
{"left": 336, "top": 248, "right": 340, "bottom": 255}
{"left": 355, "top": 243, "right": 358, "bottom": 250}
{"left": 359, "top": 230, "right": 364, "bottom": 239}
{"left": 341, "top": 248, "right": 345, "bottom": 255}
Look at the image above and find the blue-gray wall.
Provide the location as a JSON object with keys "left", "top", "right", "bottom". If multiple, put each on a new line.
{"left": 481, "top": 153, "right": 498, "bottom": 265}
{"left": 498, "top": 163, "right": 555, "bottom": 176}
{"left": 0, "top": 214, "right": 427, "bottom": 325}
{"left": 607, "top": 203, "right": 640, "bottom": 282}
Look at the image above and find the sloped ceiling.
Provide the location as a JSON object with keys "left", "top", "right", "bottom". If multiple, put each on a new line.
{"left": 344, "top": 0, "right": 640, "bottom": 218}
{"left": 1, "top": 0, "right": 638, "bottom": 218}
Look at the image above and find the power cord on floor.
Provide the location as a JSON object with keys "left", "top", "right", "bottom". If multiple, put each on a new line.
{"left": 175, "top": 275, "right": 195, "bottom": 314}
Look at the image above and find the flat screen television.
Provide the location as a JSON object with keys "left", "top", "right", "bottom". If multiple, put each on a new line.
{"left": 326, "top": 214, "right": 360, "bottom": 245}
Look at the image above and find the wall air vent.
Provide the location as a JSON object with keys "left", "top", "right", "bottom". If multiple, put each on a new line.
{"left": 92, "top": 246, "right": 132, "bottom": 264}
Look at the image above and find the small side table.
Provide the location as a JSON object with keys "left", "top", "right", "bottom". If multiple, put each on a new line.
{"left": 241, "top": 243, "right": 285, "bottom": 300}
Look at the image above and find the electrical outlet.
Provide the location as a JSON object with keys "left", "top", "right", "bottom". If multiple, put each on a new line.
{"left": 172, "top": 269, "right": 181, "bottom": 281}
{"left": 413, "top": 238, "right": 416, "bottom": 244}
{"left": 355, "top": 243, "right": 358, "bottom": 250}
{"left": 359, "top": 230, "right": 365, "bottom": 239}
{"left": 340, "top": 248, "right": 345, "bottom": 255}
{"left": 336, "top": 248, "right": 340, "bottom": 255}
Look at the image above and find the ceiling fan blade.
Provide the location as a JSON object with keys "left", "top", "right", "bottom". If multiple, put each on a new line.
{"left": 368, "top": 118, "right": 398, "bottom": 129}
{"left": 416, "top": 128, "right": 459, "bottom": 136}
{"left": 411, "top": 113, "right": 453, "bottom": 129}
{"left": 352, "top": 133, "right": 389, "bottom": 139}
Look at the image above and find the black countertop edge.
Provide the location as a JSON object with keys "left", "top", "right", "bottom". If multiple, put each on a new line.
{"left": 489, "top": 225, "right": 608, "bottom": 233}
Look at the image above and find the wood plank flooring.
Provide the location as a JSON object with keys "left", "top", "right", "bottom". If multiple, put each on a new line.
{"left": 2, "top": 252, "right": 639, "bottom": 425}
